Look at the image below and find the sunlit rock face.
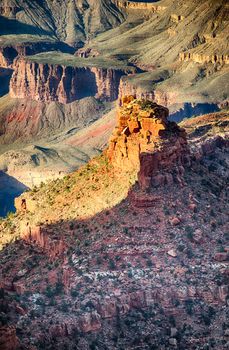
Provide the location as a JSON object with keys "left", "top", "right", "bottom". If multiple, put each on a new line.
{"left": 107, "top": 96, "right": 191, "bottom": 190}
{"left": 9, "top": 57, "right": 129, "bottom": 103}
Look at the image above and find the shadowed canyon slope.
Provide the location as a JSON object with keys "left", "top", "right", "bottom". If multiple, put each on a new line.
{"left": 0, "top": 0, "right": 125, "bottom": 47}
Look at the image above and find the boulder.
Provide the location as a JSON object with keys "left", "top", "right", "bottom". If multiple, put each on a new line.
{"left": 167, "top": 249, "right": 177, "bottom": 258}
{"left": 170, "top": 217, "right": 181, "bottom": 226}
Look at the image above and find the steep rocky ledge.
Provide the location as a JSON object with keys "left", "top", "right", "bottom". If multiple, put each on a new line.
{"left": 179, "top": 51, "right": 229, "bottom": 65}
{"left": 107, "top": 96, "right": 191, "bottom": 191}
{"left": 112, "top": 0, "right": 166, "bottom": 12}
{"left": 0, "top": 42, "right": 74, "bottom": 68}
{"left": 10, "top": 57, "right": 132, "bottom": 103}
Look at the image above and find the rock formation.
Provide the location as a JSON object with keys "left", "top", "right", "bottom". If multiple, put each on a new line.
{"left": 112, "top": 0, "right": 166, "bottom": 13}
{"left": 179, "top": 51, "right": 229, "bottom": 65}
{"left": 107, "top": 96, "right": 190, "bottom": 190}
{"left": 10, "top": 57, "right": 131, "bottom": 103}
{"left": 0, "top": 42, "right": 73, "bottom": 69}
{"left": 0, "top": 1, "right": 20, "bottom": 18}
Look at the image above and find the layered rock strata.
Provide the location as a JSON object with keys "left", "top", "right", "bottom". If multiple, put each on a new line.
{"left": 10, "top": 57, "right": 130, "bottom": 103}
{"left": 179, "top": 51, "right": 229, "bottom": 65}
{"left": 112, "top": 0, "right": 166, "bottom": 12}
{"left": 107, "top": 96, "right": 191, "bottom": 190}
{"left": 0, "top": 42, "right": 73, "bottom": 68}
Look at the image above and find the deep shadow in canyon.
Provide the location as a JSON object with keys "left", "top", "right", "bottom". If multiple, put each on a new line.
{"left": 170, "top": 103, "right": 220, "bottom": 122}
{"left": 0, "top": 15, "right": 52, "bottom": 36}
{"left": 0, "top": 171, "right": 28, "bottom": 217}
{"left": 0, "top": 68, "right": 13, "bottom": 97}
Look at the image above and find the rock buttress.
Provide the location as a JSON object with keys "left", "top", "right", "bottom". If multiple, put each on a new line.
{"left": 107, "top": 96, "right": 191, "bottom": 190}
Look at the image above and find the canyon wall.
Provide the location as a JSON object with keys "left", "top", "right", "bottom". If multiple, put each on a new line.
{"left": 10, "top": 57, "right": 130, "bottom": 103}
{"left": 179, "top": 51, "right": 229, "bottom": 65}
{"left": 0, "top": 42, "right": 73, "bottom": 68}
{"left": 118, "top": 77, "right": 222, "bottom": 120}
{"left": 112, "top": 0, "right": 166, "bottom": 12}
{"left": 107, "top": 96, "right": 191, "bottom": 190}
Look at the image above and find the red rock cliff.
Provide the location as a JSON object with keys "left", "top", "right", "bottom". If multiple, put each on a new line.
{"left": 10, "top": 57, "right": 129, "bottom": 103}
{"left": 107, "top": 96, "right": 191, "bottom": 190}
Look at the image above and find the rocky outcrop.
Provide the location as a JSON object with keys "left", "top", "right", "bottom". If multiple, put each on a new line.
{"left": 10, "top": 57, "right": 131, "bottom": 103}
{"left": 0, "top": 42, "right": 73, "bottom": 69}
{"left": 76, "top": 47, "right": 100, "bottom": 58}
{"left": 0, "top": 326, "right": 19, "bottom": 350}
{"left": 179, "top": 51, "right": 229, "bottom": 65}
{"left": 191, "top": 135, "right": 229, "bottom": 162}
{"left": 18, "top": 224, "right": 66, "bottom": 259}
{"left": 108, "top": 96, "right": 190, "bottom": 190}
{"left": 0, "top": 2, "right": 20, "bottom": 18}
{"left": 112, "top": 0, "right": 166, "bottom": 13}
{"left": 170, "top": 14, "right": 185, "bottom": 23}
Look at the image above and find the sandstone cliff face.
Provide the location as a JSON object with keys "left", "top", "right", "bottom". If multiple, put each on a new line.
{"left": 179, "top": 51, "right": 229, "bottom": 65}
{"left": 17, "top": 223, "right": 67, "bottom": 260}
{"left": 10, "top": 57, "right": 128, "bottom": 103}
{"left": 107, "top": 96, "right": 191, "bottom": 190}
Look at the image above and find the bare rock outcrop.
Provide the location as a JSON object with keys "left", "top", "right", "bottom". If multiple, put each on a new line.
{"left": 107, "top": 96, "right": 190, "bottom": 190}
{"left": 19, "top": 224, "right": 66, "bottom": 259}
{"left": 179, "top": 51, "right": 229, "bottom": 65}
{"left": 10, "top": 57, "right": 130, "bottom": 103}
{"left": 0, "top": 2, "right": 20, "bottom": 18}
{"left": 112, "top": 1, "right": 166, "bottom": 13}
{"left": 0, "top": 42, "right": 73, "bottom": 68}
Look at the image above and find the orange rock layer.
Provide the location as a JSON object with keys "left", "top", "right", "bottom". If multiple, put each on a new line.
{"left": 107, "top": 96, "right": 191, "bottom": 190}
